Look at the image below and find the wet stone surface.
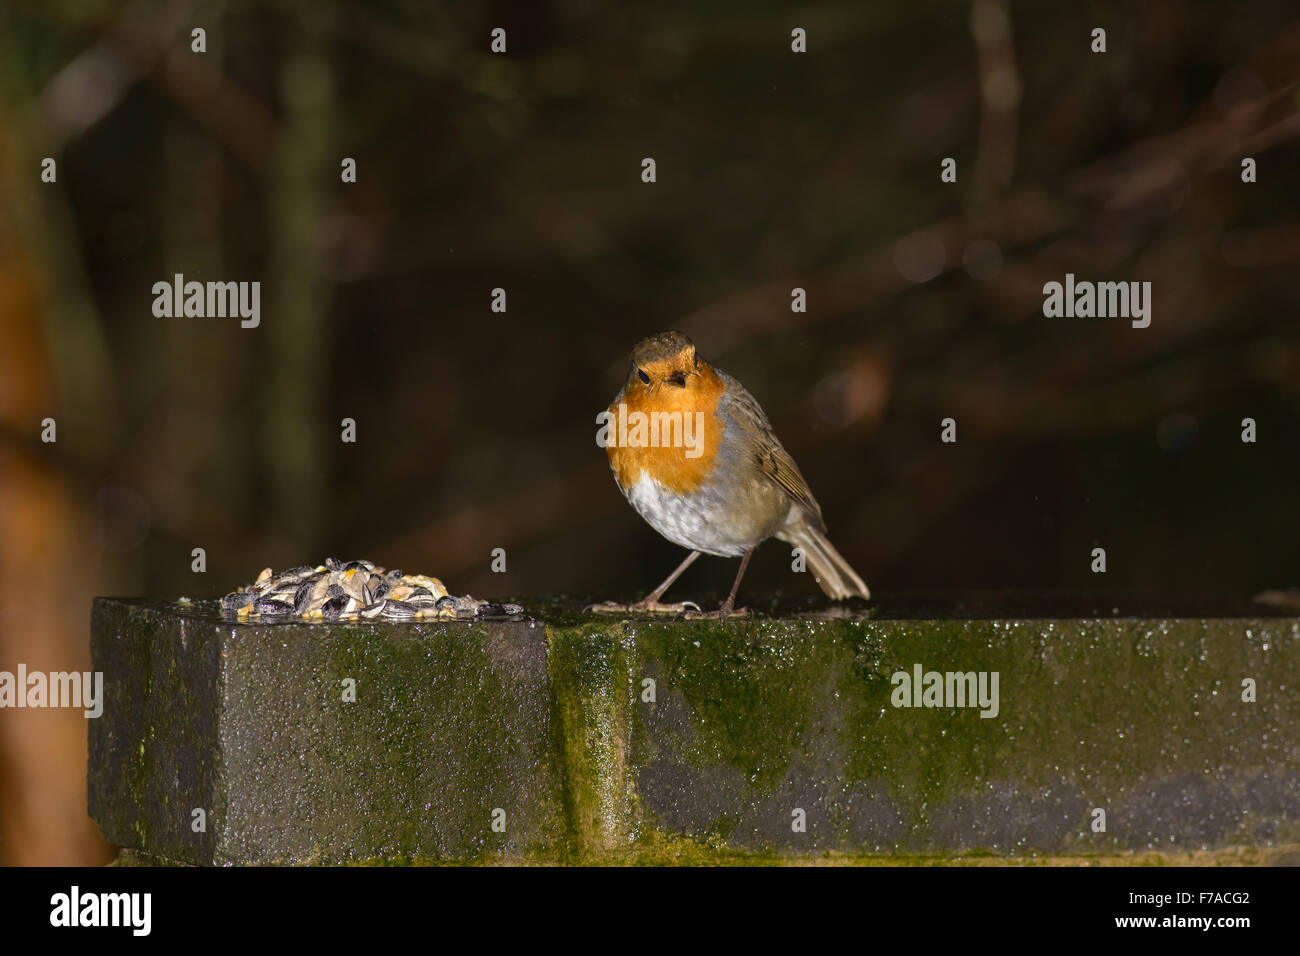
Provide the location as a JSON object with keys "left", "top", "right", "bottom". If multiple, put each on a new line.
{"left": 89, "top": 594, "right": 1300, "bottom": 864}
{"left": 90, "top": 599, "right": 558, "bottom": 865}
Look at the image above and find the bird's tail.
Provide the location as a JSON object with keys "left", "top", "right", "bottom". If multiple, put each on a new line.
{"left": 780, "top": 517, "right": 870, "bottom": 601}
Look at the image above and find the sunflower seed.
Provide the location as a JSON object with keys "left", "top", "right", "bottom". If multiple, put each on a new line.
{"left": 383, "top": 599, "right": 416, "bottom": 619}
{"left": 293, "top": 581, "right": 316, "bottom": 614}
{"left": 221, "top": 590, "right": 255, "bottom": 613}
{"left": 220, "top": 559, "right": 510, "bottom": 624}
{"left": 321, "top": 596, "right": 349, "bottom": 619}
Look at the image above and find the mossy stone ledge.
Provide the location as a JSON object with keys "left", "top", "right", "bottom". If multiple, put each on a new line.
{"left": 88, "top": 595, "right": 1300, "bottom": 865}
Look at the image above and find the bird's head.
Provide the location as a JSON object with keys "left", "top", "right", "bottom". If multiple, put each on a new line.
{"left": 625, "top": 330, "right": 703, "bottom": 396}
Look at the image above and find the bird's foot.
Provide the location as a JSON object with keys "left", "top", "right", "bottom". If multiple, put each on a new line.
{"left": 684, "top": 602, "right": 749, "bottom": 620}
{"left": 586, "top": 599, "right": 701, "bottom": 615}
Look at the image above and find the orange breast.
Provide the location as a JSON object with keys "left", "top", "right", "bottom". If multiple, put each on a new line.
{"left": 607, "top": 366, "right": 726, "bottom": 495}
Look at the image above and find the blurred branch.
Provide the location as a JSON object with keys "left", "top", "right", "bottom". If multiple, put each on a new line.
{"left": 112, "top": 4, "right": 275, "bottom": 173}
{"left": 970, "top": 0, "right": 1019, "bottom": 194}
{"left": 26, "top": 1, "right": 274, "bottom": 171}
{"left": 262, "top": 8, "right": 336, "bottom": 548}
{"left": 0, "top": 29, "right": 118, "bottom": 461}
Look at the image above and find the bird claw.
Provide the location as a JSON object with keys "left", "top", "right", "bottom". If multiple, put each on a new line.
{"left": 586, "top": 599, "right": 700, "bottom": 615}
{"left": 684, "top": 605, "right": 750, "bottom": 620}
{"left": 637, "top": 599, "right": 701, "bottom": 613}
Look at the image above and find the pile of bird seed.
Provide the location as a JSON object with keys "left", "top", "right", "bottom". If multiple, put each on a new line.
{"left": 219, "top": 559, "right": 521, "bottom": 622}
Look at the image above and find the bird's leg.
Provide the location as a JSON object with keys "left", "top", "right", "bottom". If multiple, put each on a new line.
{"left": 588, "top": 551, "right": 703, "bottom": 614}
{"left": 686, "top": 546, "right": 753, "bottom": 619}
{"left": 631, "top": 554, "right": 696, "bottom": 606}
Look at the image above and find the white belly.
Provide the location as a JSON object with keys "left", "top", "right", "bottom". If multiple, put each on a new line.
{"left": 625, "top": 471, "right": 752, "bottom": 557}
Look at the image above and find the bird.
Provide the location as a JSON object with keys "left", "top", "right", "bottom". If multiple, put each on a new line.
{"left": 591, "top": 330, "right": 870, "bottom": 618}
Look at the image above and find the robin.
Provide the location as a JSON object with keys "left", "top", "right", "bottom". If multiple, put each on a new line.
{"left": 592, "top": 330, "right": 870, "bottom": 618}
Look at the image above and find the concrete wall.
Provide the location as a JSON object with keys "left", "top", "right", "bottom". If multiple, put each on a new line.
{"left": 89, "top": 599, "right": 1300, "bottom": 864}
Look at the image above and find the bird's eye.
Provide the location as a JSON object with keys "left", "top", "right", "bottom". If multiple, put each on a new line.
{"left": 637, "top": 368, "right": 650, "bottom": 384}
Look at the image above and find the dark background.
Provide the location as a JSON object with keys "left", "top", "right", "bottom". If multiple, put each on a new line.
{"left": 1, "top": 0, "right": 1297, "bottom": 863}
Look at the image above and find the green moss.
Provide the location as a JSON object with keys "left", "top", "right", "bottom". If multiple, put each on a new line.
{"left": 545, "top": 620, "right": 632, "bottom": 860}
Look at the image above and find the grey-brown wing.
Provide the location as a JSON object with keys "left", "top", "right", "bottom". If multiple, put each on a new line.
{"left": 717, "top": 371, "right": 826, "bottom": 528}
